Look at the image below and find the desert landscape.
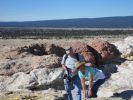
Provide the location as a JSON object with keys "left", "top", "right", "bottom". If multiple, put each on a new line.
{"left": 1, "top": 0, "right": 133, "bottom": 99}
{"left": 0, "top": 33, "right": 133, "bottom": 100}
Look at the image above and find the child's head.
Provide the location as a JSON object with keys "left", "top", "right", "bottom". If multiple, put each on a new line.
{"left": 75, "top": 61, "right": 85, "bottom": 71}
{"left": 81, "top": 52, "right": 95, "bottom": 64}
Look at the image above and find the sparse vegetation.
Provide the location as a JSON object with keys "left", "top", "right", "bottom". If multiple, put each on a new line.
{"left": 0, "top": 28, "right": 133, "bottom": 39}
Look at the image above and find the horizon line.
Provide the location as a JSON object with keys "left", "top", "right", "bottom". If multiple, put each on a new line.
{"left": 0, "top": 15, "right": 133, "bottom": 22}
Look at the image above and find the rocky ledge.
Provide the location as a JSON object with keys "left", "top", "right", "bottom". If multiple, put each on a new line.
{"left": 0, "top": 36, "right": 133, "bottom": 100}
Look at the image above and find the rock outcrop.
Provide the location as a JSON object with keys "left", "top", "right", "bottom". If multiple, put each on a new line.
{"left": 61, "top": 41, "right": 90, "bottom": 53}
{"left": 88, "top": 39, "right": 121, "bottom": 64}
{"left": 0, "top": 37, "right": 133, "bottom": 100}
{"left": 98, "top": 61, "right": 133, "bottom": 99}
{"left": 0, "top": 43, "right": 63, "bottom": 92}
{"left": 0, "top": 68, "right": 63, "bottom": 92}
{"left": 18, "top": 43, "right": 65, "bottom": 57}
{"left": 114, "top": 36, "right": 133, "bottom": 61}
{"left": 0, "top": 54, "right": 61, "bottom": 76}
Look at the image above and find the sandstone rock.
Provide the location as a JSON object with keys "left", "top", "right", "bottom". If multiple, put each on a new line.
{"left": 112, "top": 61, "right": 133, "bottom": 88}
{"left": 0, "top": 54, "right": 61, "bottom": 76}
{"left": 0, "top": 76, "right": 8, "bottom": 92}
{"left": 0, "top": 68, "right": 63, "bottom": 92}
{"left": 97, "top": 87, "right": 115, "bottom": 98}
{"left": 6, "top": 72, "right": 38, "bottom": 91}
{"left": 0, "top": 59, "right": 32, "bottom": 76}
{"left": 126, "top": 56, "right": 133, "bottom": 61}
{"left": 19, "top": 43, "right": 65, "bottom": 57}
{"left": 61, "top": 41, "right": 96, "bottom": 66}
{"left": 30, "top": 54, "right": 62, "bottom": 69}
{"left": 98, "top": 61, "right": 133, "bottom": 98}
{"left": 30, "top": 68, "right": 63, "bottom": 89}
{"left": 0, "top": 47, "right": 19, "bottom": 60}
{"left": 21, "top": 43, "right": 47, "bottom": 56}
{"left": 88, "top": 39, "right": 121, "bottom": 63}
{"left": 114, "top": 36, "right": 133, "bottom": 61}
{"left": 124, "top": 36, "right": 133, "bottom": 45}
{"left": 114, "top": 41, "right": 133, "bottom": 60}
{"left": 62, "top": 41, "right": 90, "bottom": 53}
{"left": 0, "top": 38, "right": 133, "bottom": 100}
{"left": 45, "top": 43, "right": 65, "bottom": 57}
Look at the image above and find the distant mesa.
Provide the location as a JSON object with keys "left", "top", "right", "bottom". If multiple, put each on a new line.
{"left": 0, "top": 16, "right": 133, "bottom": 28}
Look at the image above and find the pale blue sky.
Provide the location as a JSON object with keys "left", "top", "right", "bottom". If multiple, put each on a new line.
{"left": 0, "top": 0, "right": 133, "bottom": 21}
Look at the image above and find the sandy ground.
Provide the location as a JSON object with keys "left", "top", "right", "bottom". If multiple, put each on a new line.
{"left": 0, "top": 90, "right": 125, "bottom": 100}
{"left": 0, "top": 35, "right": 125, "bottom": 48}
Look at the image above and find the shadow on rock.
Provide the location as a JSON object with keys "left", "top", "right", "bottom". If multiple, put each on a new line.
{"left": 101, "top": 63, "right": 118, "bottom": 79}
{"left": 110, "top": 58, "right": 127, "bottom": 65}
{"left": 18, "top": 43, "right": 65, "bottom": 57}
{"left": 112, "top": 90, "right": 133, "bottom": 100}
{"left": 100, "top": 57, "right": 128, "bottom": 79}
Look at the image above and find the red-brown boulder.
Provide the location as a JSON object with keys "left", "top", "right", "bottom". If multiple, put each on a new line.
{"left": 81, "top": 51, "right": 96, "bottom": 65}
{"left": 62, "top": 41, "right": 90, "bottom": 53}
{"left": 88, "top": 39, "right": 121, "bottom": 63}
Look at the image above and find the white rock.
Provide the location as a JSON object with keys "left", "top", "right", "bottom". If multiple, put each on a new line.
{"left": 114, "top": 42, "right": 133, "bottom": 55}
{"left": 30, "top": 68, "right": 63, "bottom": 87}
{"left": 98, "top": 61, "right": 133, "bottom": 98}
{"left": 124, "top": 36, "right": 133, "bottom": 45}
{"left": 6, "top": 72, "right": 37, "bottom": 91}
{"left": 97, "top": 87, "right": 115, "bottom": 97}
{"left": 114, "top": 40, "right": 133, "bottom": 60}
{"left": 0, "top": 67, "right": 63, "bottom": 92}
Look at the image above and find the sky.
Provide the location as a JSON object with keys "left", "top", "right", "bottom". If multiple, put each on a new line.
{"left": 0, "top": 0, "right": 133, "bottom": 21}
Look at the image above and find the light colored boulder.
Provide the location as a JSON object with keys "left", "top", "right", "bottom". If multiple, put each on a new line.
{"left": 98, "top": 61, "right": 133, "bottom": 98}
{"left": 0, "top": 67, "right": 63, "bottom": 92}
{"left": 30, "top": 68, "right": 63, "bottom": 89}
{"left": 0, "top": 54, "right": 61, "bottom": 76}
{"left": 0, "top": 59, "right": 32, "bottom": 76}
{"left": 124, "top": 36, "right": 133, "bottom": 45}
{"left": 0, "top": 76, "right": 9, "bottom": 92}
{"left": 114, "top": 40, "right": 133, "bottom": 60}
{"left": 6, "top": 72, "right": 37, "bottom": 91}
{"left": 112, "top": 61, "right": 133, "bottom": 88}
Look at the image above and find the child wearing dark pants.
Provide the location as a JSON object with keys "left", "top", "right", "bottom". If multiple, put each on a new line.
{"left": 86, "top": 79, "right": 105, "bottom": 98}
{"left": 74, "top": 61, "right": 106, "bottom": 99}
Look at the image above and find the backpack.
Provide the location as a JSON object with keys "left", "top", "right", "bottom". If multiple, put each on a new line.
{"left": 63, "top": 53, "right": 80, "bottom": 64}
